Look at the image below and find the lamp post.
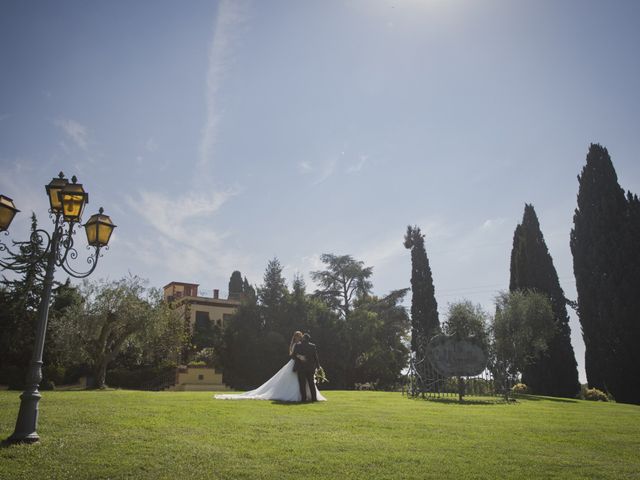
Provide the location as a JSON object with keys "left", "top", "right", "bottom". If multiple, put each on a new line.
{"left": 1, "top": 172, "right": 116, "bottom": 444}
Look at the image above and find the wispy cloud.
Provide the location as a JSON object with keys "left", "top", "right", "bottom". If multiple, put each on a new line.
{"left": 54, "top": 118, "right": 89, "bottom": 150}
{"left": 346, "top": 155, "right": 368, "bottom": 174}
{"left": 358, "top": 220, "right": 448, "bottom": 272}
{"left": 123, "top": 1, "right": 250, "bottom": 286}
{"left": 126, "top": 188, "right": 245, "bottom": 280}
{"left": 298, "top": 161, "right": 312, "bottom": 173}
{"left": 314, "top": 157, "right": 339, "bottom": 185}
{"left": 0, "top": 157, "right": 48, "bottom": 233}
{"left": 145, "top": 137, "right": 158, "bottom": 152}
{"left": 199, "top": 0, "right": 247, "bottom": 172}
{"left": 0, "top": 113, "right": 10, "bottom": 122}
{"left": 129, "top": 190, "right": 235, "bottom": 240}
{"left": 299, "top": 152, "right": 343, "bottom": 185}
{"left": 358, "top": 234, "right": 406, "bottom": 270}
{"left": 481, "top": 217, "right": 506, "bottom": 230}
{"left": 300, "top": 151, "right": 365, "bottom": 184}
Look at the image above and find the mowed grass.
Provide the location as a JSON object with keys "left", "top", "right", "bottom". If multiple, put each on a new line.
{"left": 1, "top": 390, "right": 639, "bottom": 480}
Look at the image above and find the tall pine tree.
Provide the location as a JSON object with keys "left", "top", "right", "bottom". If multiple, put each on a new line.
{"left": 571, "top": 144, "right": 640, "bottom": 404}
{"left": 0, "top": 214, "right": 46, "bottom": 372}
{"left": 403, "top": 226, "right": 439, "bottom": 358}
{"left": 509, "top": 204, "right": 580, "bottom": 397}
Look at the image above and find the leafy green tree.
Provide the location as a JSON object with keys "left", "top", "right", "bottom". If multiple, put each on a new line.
{"left": 571, "top": 143, "right": 640, "bottom": 404}
{"left": 222, "top": 260, "right": 291, "bottom": 389}
{"left": 44, "top": 279, "right": 84, "bottom": 368}
{"left": 58, "top": 276, "right": 180, "bottom": 388}
{"left": 192, "top": 318, "right": 221, "bottom": 351}
{"left": 403, "top": 226, "right": 440, "bottom": 357}
{"left": 350, "top": 289, "right": 411, "bottom": 389}
{"left": 220, "top": 293, "right": 265, "bottom": 389}
{"left": 491, "top": 291, "right": 556, "bottom": 386}
{"left": 311, "top": 254, "right": 373, "bottom": 319}
{"left": 301, "top": 297, "right": 346, "bottom": 388}
{"left": 220, "top": 256, "right": 408, "bottom": 391}
{"left": 442, "top": 301, "right": 489, "bottom": 350}
{"left": 441, "top": 301, "right": 490, "bottom": 401}
{"left": 510, "top": 204, "right": 579, "bottom": 397}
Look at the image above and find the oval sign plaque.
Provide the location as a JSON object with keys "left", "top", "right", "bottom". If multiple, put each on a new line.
{"left": 426, "top": 334, "right": 488, "bottom": 377}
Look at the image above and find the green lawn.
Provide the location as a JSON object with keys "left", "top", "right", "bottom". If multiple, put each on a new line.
{"left": 1, "top": 390, "right": 639, "bottom": 480}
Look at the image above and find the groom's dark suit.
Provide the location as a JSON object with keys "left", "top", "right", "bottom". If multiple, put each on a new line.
{"left": 292, "top": 337, "right": 320, "bottom": 402}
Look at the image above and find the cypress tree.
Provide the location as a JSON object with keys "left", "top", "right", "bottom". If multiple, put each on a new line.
{"left": 509, "top": 204, "right": 580, "bottom": 397}
{"left": 228, "top": 271, "right": 243, "bottom": 299}
{"left": 403, "top": 226, "right": 440, "bottom": 358}
{"left": 570, "top": 143, "right": 640, "bottom": 404}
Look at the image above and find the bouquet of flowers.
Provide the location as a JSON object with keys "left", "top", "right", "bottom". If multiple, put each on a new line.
{"left": 314, "top": 366, "right": 328, "bottom": 384}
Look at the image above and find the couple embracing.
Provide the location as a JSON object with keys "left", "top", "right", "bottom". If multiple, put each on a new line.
{"left": 291, "top": 331, "right": 320, "bottom": 402}
{"left": 215, "top": 331, "right": 327, "bottom": 402}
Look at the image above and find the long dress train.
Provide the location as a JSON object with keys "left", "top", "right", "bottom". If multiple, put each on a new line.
{"left": 215, "top": 359, "right": 327, "bottom": 402}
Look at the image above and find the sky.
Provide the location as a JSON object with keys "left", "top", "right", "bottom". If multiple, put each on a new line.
{"left": 1, "top": 0, "right": 640, "bottom": 383}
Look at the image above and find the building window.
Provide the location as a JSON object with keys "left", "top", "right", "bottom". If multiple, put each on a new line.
{"left": 195, "top": 311, "right": 210, "bottom": 330}
{"left": 198, "top": 374, "right": 204, "bottom": 381}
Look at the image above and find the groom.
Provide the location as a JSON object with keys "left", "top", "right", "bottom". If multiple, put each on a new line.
{"left": 292, "top": 333, "right": 320, "bottom": 402}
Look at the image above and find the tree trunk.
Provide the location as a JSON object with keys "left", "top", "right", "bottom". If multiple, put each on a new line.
{"left": 93, "top": 358, "right": 108, "bottom": 389}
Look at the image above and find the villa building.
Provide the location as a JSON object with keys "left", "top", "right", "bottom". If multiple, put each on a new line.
{"left": 162, "top": 281, "right": 241, "bottom": 391}
{"left": 163, "top": 281, "right": 240, "bottom": 332}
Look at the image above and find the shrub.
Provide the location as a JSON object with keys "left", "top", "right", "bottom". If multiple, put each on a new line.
{"left": 192, "top": 348, "right": 216, "bottom": 368}
{"left": 580, "top": 385, "right": 609, "bottom": 402}
{"left": 511, "top": 383, "right": 529, "bottom": 394}
{"left": 40, "top": 379, "right": 55, "bottom": 391}
{"left": 43, "top": 365, "right": 66, "bottom": 385}
{"left": 106, "top": 366, "right": 176, "bottom": 390}
{"left": 187, "top": 360, "right": 207, "bottom": 367}
{"left": 0, "top": 365, "right": 25, "bottom": 390}
{"left": 355, "top": 382, "right": 375, "bottom": 391}
{"left": 63, "top": 364, "right": 92, "bottom": 385}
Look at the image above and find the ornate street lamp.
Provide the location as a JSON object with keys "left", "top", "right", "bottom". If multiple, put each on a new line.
{"left": 1, "top": 172, "right": 115, "bottom": 444}
{"left": 84, "top": 208, "right": 116, "bottom": 247}
{"left": 59, "top": 176, "right": 88, "bottom": 223}
{"left": 45, "top": 172, "right": 68, "bottom": 214}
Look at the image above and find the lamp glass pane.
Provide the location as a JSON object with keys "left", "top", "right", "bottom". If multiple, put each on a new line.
{"left": 60, "top": 184, "right": 87, "bottom": 222}
{"left": 49, "top": 186, "right": 64, "bottom": 211}
{"left": 0, "top": 206, "right": 15, "bottom": 230}
{"left": 84, "top": 213, "right": 115, "bottom": 247}
{"left": 86, "top": 222, "right": 98, "bottom": 245}
{"left": 98, "top": 221, "right": 114, "bottom": 245}
{"left": 98, "top": 215, "right": 115, "bottom": 246}
{"left": 46, "top": 178, "right": 68, "bottom": 212}
{"left": 62, "top": 194, "right": 83, "bottom": 219}
{"left": 0, "top": 196, "right": 19, "bottom": 230}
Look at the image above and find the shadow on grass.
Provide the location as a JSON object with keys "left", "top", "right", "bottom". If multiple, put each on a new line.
{"left": 0, "top": 439, "right": 33, "bottom": 449}
{"left": 270, "top": 400, "right": 325, "bottom": 406}
{"left": 515, "top": 394, "right": 578, "bottom": 404}
{"left": 405, "top": 394, "right": 513, "bottom": 406}
{"left": 424, "top": 398, "right": 511, "bottom": 406}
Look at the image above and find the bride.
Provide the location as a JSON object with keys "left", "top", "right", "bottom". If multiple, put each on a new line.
{"left": 215, "top": 331, "right": 327, "bottom": 402}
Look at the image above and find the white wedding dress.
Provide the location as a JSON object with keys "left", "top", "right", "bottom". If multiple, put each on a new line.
{"left": 215, "top": 359, "right": 327, "bottom": 402}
